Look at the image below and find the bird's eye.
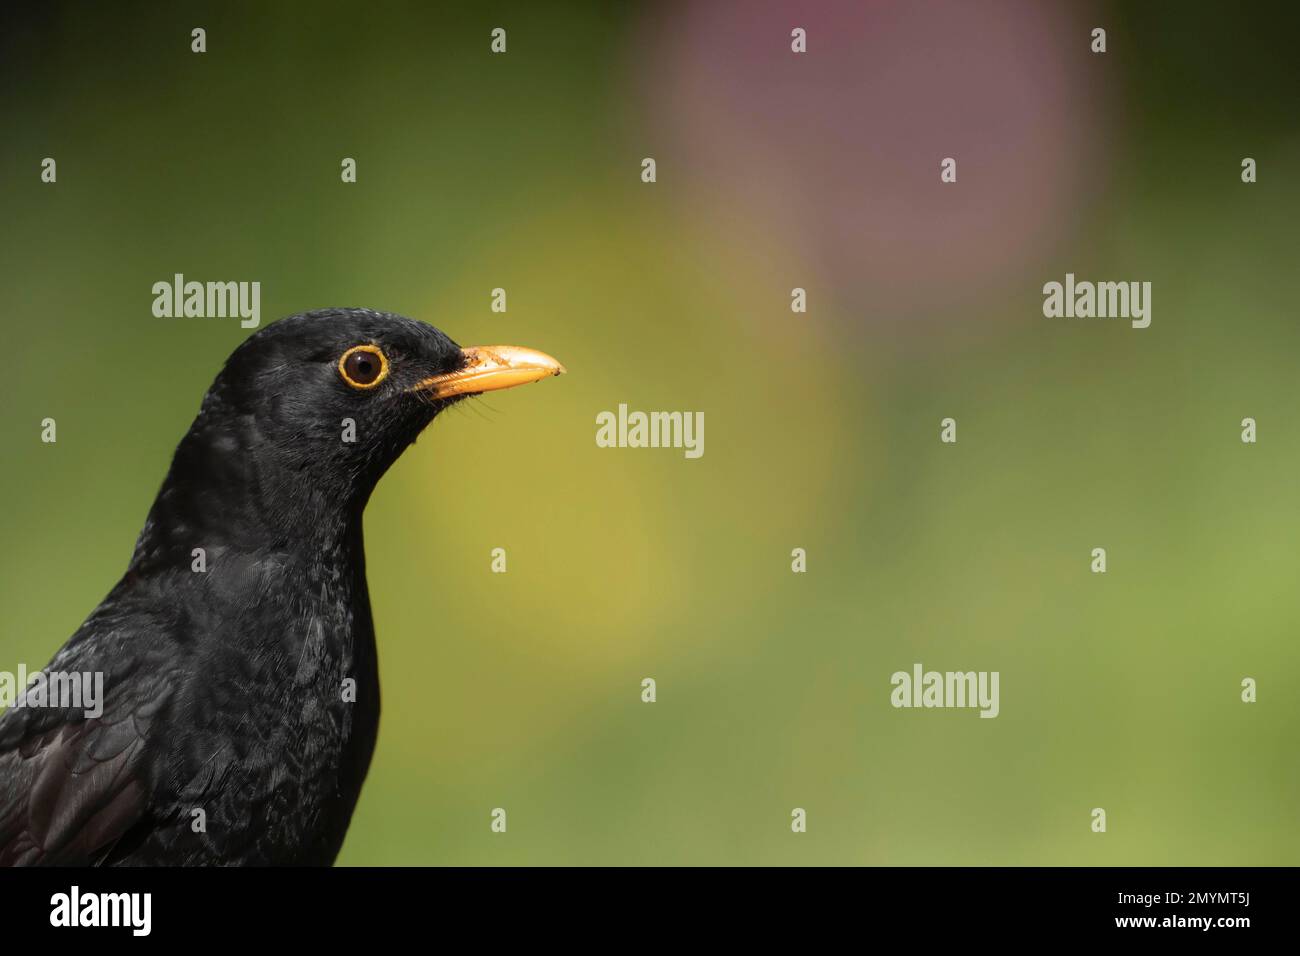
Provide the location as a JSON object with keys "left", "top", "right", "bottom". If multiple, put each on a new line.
{"left": 338, "top": 344, "right": 389, "bottom": 389}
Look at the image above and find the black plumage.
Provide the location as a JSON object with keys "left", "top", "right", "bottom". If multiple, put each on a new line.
{"left": 0, "top": 308, "right": 563, "bottom": 865}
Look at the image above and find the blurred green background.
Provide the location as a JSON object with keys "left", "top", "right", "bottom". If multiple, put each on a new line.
{"left": 1, "top": 1, "right": 1297, "bottom": 865}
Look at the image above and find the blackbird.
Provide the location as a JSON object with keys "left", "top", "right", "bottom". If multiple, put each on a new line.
{"left": 0, "top": 308, "right": 564, "bottom": 865}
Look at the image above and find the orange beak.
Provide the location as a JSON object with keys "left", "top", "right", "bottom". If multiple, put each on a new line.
{"left": 410, "top": 345, "right": 566, "bottom": 400}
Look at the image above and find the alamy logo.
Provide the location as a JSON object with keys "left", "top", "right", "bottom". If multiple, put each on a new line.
{"left": 50, "top": 886, "right": 151, "bottom": 936}
{"left": 595, "top": 404, "right": 704, "bottom": 459}
{"left": 152, "top": 273, "right": 261, "bottom": 328}
{"left": 0, "top": 665, "right": 104, "bottom": 718}
{"left": 1042, "top": 273, "right": 1151, "bottom": 328}
{"left": 890, "top": 663, "right": 1000, "bottom": 718}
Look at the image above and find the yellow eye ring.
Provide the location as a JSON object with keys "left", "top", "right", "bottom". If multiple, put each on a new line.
{"left": 338, "top": 344, "right": 390, "bottom": 389}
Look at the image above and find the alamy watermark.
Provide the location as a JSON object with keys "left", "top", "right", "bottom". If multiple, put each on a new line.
{"left": 595, "top": 404, "right": 704, "bottom": 459}
{"left": 1043, "top": 273, "right": 1151, "bottom": 328}
{"left": 152, "top": 273, "right": 260, "bottom": 328}
{"left": 890, "top": 662, "right": 999, "bottom": 718}
{"left": 0, "top": 664, "right": 104, "bottom": 718}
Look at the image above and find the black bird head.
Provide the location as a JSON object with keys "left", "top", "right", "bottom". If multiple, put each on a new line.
{"left": 132, "top": 308, "right": 564, "bottom": 568}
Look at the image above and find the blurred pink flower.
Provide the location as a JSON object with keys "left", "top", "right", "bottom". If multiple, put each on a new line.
{"left": 635, "top": 0, "right": 1111, "bottom": 325}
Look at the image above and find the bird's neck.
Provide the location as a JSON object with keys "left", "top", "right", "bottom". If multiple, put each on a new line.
{"left": 129, "top": 414, "right": 380, "bottom": 574}
{"left": 134, "top": 484, "right": 365, "bottom": 563}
